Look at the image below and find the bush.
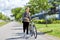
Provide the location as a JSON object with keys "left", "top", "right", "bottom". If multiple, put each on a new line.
{"left": 33, "top": 19, "right": 52, "bottom": 24}
{"left": 33, "top": 19, "right": 45, "bottom": 24}
{"left": 33, "top": 19, "right": 60, "bottom": 24}
{"left": 52, "top": 20, "right": 60, "bottom": 24}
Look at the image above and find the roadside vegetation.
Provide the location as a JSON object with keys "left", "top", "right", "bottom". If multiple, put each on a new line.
{"left": 0, "top": 22, "right": 7, "bottom": 27}
{"left": 0, "top": 12, "right": 10, "bottom": 27}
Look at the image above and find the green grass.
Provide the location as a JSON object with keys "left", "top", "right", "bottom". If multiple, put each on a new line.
{"left": 35, "top": 24, "right": 60, "bottom": 38}
{"left": 0, "top": 22, "right": 7, "bottom": 26}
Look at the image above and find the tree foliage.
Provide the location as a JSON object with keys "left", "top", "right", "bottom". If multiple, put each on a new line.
{"left": 11, "top": 7, "right": 25, "bottom": 21}
{"left": 11, "top": 0, "right": 52, "bottom": 21}
{"left": 26, "top": 0, "right": 51, "bottom": 15}
{"left": 0, "top": 12, "right": 10, "bottom": 20}
{"left": 11, "top": 0, "right": 60, "bottom": 21}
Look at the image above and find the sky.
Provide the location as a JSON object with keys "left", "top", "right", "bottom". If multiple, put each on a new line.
{"left": 0, "top": 0, "right": 29, "bottom": 18}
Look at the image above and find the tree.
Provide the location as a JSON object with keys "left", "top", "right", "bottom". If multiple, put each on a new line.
{"left": 0, "top": 12, "right": 10, "bottom": 21}
{"left": 26, "top": 0, "right": 51, "bottom": 15}
{"left": 48, "top": 0, "right": 60, "bottom": 15}
{"left": 25, "top": 0, "right": 52, "bottom": 27}
{"left": 11, "top": 7, "right": 25, "bottom": 21}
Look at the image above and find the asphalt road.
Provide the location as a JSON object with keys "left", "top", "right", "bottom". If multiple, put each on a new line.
{"left": 0, "top": 21, "right": 60, "bottom": 40}
{"left": 0, "top": 20, "right": 4, "bottom": 22}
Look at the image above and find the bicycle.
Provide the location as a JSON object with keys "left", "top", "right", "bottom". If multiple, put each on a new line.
{"left": 28, "top": 20, "right": 37, "bottom": 39}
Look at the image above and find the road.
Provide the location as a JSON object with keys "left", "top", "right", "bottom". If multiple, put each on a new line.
{"left": 0, "top": 20, "right": 5, "bottom": 22}
{"left": 0, "top": 21, "right": 60, "bottom": 40}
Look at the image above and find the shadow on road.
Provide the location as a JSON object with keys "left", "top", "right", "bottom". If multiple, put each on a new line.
{"left": 11, "top": 28, "right": 23, "bottom": 30}
{"left": 13, "top": 27, "right": 53, "bottom": 35}
{"left": 6, "top": 26, "right": 53, "bottom": 40}
{"left": 6, "top": 30, "right": 53, "bottom": 40}
{"left": 6, "top": 32, "right": 30, "bottom": 40}
{"left": 6, "top": 36, "right": 24, "bottom": 40}
{"left": 37, "top": 30, "right": 53, "bottom": 35}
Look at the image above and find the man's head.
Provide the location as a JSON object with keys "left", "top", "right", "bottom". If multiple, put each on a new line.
{"left": 25, "top": 7, "right": 30, "bottom": 13}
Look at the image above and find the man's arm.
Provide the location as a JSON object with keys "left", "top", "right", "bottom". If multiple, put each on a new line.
{"left": 28, "top": 13, "right": 31, "bottom": 21}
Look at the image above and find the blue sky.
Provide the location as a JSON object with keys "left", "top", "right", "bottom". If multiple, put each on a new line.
{"left": 0, "top": 0, "right": 29, "bottom": 18}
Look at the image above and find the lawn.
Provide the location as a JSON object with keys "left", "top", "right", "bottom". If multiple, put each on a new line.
{"left": 0, "top": 22, "right": 7, "bottom": 26}
{"left": 35, "top": 24, "right": 60, "bottom": 38}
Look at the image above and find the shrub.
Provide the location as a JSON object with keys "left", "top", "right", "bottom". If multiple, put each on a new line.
{"left": 33, "top": 19, "right": 52, "bottom": 24}
{"left": 52, "top": 20, "right": 60, "bottom": 24}
{"left": 33, "top": 19, "right": 46, "bottom": 24}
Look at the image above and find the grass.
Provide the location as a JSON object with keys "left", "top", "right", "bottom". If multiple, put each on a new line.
{"left": 0, "top": 22, "right": 7, "bottom": 27}
{"left": 18, "top": 21, "right": 22, "bottom": 24}
{"left": 35, "top": 24, "right": 60, "bottom": 38}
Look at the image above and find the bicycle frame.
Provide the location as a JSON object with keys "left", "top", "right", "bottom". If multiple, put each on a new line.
{"left": 29, "top": 20, "right": 35, "bottom": 31}
{"left": 29, "top": 20, "right": 37, "bottom": 39}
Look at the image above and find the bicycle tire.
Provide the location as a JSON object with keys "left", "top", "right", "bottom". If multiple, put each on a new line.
{"left": 29, "top": 23, "right": 37, "bottom": 39}
{"left": 33, "top": 25, "right": 37, "bottom": 39}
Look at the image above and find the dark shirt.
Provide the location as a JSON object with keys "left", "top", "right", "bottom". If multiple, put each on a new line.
{"left": 22, "top": 12, "right": 31, "bottom": 22}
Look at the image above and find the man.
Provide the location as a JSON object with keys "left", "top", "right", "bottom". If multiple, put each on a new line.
{"left": 22, "top": 7, "right": 31, "bottom": 36}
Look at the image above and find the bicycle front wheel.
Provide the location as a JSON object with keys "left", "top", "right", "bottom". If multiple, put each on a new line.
{"left": 33, "top": 25, "right": 37, "bottom": 39}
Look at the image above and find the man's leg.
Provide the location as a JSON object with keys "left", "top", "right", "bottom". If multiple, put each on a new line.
{"left": 23, "top": 22, "right": 25, "bottom": 33}
{"left": 26, "top": 22, "right": 29, "bottom": 34}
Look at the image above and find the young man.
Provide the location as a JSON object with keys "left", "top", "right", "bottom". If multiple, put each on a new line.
{"left": 22, "top": 7, "right": 31, "bottom": 36}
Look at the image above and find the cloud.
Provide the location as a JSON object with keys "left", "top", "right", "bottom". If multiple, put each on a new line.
{"left": 0, "top": 0, "right": 29, "bottom": 10}
{"left": 0, "top": 0, "right": 29, "bottom": 18}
